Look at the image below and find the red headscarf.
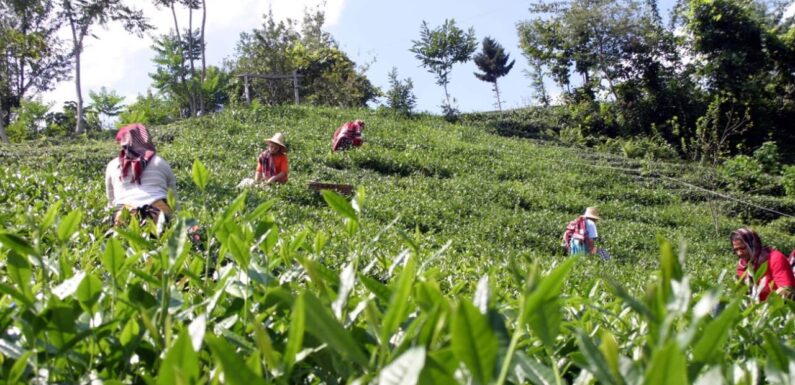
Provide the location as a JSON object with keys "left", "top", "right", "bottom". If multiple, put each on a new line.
{"left": 731, "top": 227, "right": 768, "bottom": 267}
{"left": 116, "top": 124, "right": 156, "bottom": 184}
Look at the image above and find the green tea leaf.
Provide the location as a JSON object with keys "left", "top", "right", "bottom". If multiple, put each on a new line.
{"left": 512, "top": 351, "right": 556, "bottom": 385}
{"left": 0, "top": 232, "right": 38, "bottom": 257}
{"left": 206, "top": 335, "right": 268, "bottom": 385}
{"left": 246, "top": 199, "right": 277, "bottom": 222}
{"left": 76, "top": 273, "right": 103, "bottom": 313}
{"left": 381, "top": 253, "right": 416, "bottom": 344}
{"left": 191, "top": 158, "right": 209, "bottom": 192}
{"left": 527, "top": 296, "right": 562, "bottom": 347}
{"left": 451, "top": 300, "right": 499, "bottom": 385}
{"left": 321, "top": 189, "right": 357, "bottom": 222}
{"left": 56, "top": 209, "right": 83, "bottom": 242}
{"left": 302, "top": 292, "right": 369, "bottom": 367}
{"left": 577, "top": 330, "right": 618, "bottom": 385}
{"left": 40, "top": 200, "right": 62, "bottom": 233}
{"left": 8, "top": 351, "right": 32, "bottom": 384}
{"left": 114, "top": 228, "right": 155, "bottom": 251}
{"left": 644, "top": 340, "right": 688, "bottom": 385}
{"left": 102, "top": 238, "right": 125, "bottom": 283}
{"left": 378, "top": 346, "right": 426, "bottom": 385}
{"left": 690, "top": 301, "right": 739, "bottom": 376}
{"left": 157, "top": 330, "right": 199, "bottom": 385}
{"left": 227, "top": 233, "right": 250, "bottom": 268}
{"left": 284, "top": 293, "right": 306, "bottom": 372}
{"left": 6, "top": 253, "right": 32, "bottom": 298}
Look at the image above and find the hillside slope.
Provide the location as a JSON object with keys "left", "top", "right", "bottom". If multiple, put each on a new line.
{"left": 4, "top": 105, "right": 795, "bottom": 383}
{"left": 3, "top": 105, "right": 793, "bottom": 287}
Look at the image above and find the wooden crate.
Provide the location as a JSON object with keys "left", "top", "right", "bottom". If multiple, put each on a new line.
{"left": 308, "top": 181, "right": 355, "bottom": 195}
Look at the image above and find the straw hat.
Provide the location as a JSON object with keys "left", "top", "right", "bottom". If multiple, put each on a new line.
{"left": 584, "top": 207, "right": 601, "bottom": 220}
{"left": 266, "top": 132, "right": 287, "bottom": 148}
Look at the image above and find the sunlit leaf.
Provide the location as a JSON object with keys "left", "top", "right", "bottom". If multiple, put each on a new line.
{"left": 157, "top": 330, "right": 199, "bottom": 385}
{"left": 206, "top": 335, "right": 268, "bottom": 385}
{"left": 56, "top": 209, "right": 83, "bottom": 242}
{"left": 378, "top": 346, "right": 426, "bottom": 385}
{"left": 302, "top": 292, "right": 369, "bottom": 367}
{"left": 191, "top": 158, "right": 209, "bottom": 192}
{"left": 452, "top": 300, "right": 498, "bottom": 385}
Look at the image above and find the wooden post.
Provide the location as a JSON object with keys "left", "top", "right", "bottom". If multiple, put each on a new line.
{"left": 244, "top": 74, "right": 251, "bottom": 104}
{"left": 292, "top": 70, "right": 300, "bottom": 105}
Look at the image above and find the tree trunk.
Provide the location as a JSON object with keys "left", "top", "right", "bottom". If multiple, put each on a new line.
{"left": 442, "top": 82, "right": 451, "bottom": 110}
{"left": 0, "top": 111, "right": 9, "bottom": 144}
{"left": 493, "top": 80, "right": 502, "bottom": 111}
{"left": 69, "top": 17, "right": 85, "bottom": 134}
{"left": 200, "top": 0, "right": 206, "bottom": 113}
{"left": 188, "top": 3, "right": 196, "bottom": 116}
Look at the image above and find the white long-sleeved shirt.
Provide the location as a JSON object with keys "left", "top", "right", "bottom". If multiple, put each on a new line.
{"left": 105, "top": 155, "right": 177, "bottom": 208}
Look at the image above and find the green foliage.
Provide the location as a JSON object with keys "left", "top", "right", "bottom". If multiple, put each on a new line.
{"left": 410, "top": 19, "right": 477, "bottom": 112}
{"left": 753, "top": 141, "right": 781, "bottom": 174}
{"left": 782, "top": 165, "right": 795, "bottom": 198}
{"left": 2, "top": 105, "right": 795, "bottom": 383}
{"left": 384, "top": 67, "right": 416, "bottom": 116}
{"left": 718, "top": 155, "right": 766, "bottom": 192}
{"left": 118, "top": 91, "right": 178, "bottom": 127}
{"left": 6, "top": 98, "right": 51, "bottom": 141}
{"left": 230, "top": 7, "right": 378, "bottom": 108}
{"left": 473, "top": 37, "right": 515, "bottom": 111}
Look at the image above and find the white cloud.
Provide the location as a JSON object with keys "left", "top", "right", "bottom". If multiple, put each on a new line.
{"left": 42, "top": 0, "right": 346, "bottom": 110}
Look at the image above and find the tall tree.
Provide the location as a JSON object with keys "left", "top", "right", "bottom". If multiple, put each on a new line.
{"left": 410, "top": 19, "right": 477, "bottom": 112}
{"left": 0, "top": 0, "right": 71, "bottom": 143}
{"left": 473, "top": 37, "right": 515, "bottom": 111}
{"left": 57, "top": 0, "right": 151, "bottom": 133}
{"left": 200, "top": 0, "right": 206, "bottom": 112}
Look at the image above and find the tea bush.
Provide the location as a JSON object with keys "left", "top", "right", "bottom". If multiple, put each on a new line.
{"left": 1, "top": 105, "right": 795, "bottom": 384}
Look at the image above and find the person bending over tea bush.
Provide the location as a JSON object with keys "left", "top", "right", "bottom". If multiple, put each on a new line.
{"left": 562, "top": 207, "right": 609, "bottom": 259}
{"left": 105, "top": 124, "right": 177, "bottom": 226}
{"left": 731, "top": 227, "right": 795, "bottom": 301}
{"left": 332, "top": 120, "right": 364, "bottom": 152}
{"left": 254, "top": 132, "right": 289, "bottom": 185}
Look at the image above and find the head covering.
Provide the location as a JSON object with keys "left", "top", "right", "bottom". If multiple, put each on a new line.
{"left": 584, "top": 207, "right": 601, "bottom": 221}
{"left": 730, "top": 227, "right": 764, "bottom": 264}
{"left": 266, "top": 132, "right": 287, "bottom": 149}
{"left": 116, "top": 124, "right": 156, "bottom": 184}
{"left": 353, "top": 119, "right": 365, "bottom": 129}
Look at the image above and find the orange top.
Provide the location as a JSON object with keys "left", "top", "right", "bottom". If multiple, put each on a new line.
{"left": 256, "top": 152, "right": 289, "bottom": 182}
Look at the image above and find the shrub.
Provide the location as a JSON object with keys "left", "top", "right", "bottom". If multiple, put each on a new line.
{"left": 752, "top": 141, "right": 781, "bottom": 174}
{"left": 718, "top": 155, "right": 766, "bottom": 192}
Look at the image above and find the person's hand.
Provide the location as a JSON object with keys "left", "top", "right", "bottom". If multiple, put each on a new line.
{"left": 776, "top": 287, "right": 795, "bottom": 300}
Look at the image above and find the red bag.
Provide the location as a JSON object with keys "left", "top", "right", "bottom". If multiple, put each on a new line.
{"left": 561, "top": 216, "right": 587, "bottom": 253}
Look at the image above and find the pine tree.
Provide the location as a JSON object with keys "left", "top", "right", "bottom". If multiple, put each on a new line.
{"left": 473, "top": 37, "right": 515, "bottom": 111}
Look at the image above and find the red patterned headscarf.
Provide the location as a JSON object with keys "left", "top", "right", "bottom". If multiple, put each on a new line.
{"left": 730, "top": 227, "right": 766, "bottom": 265}
{"left": 116, "top": 124, "right": 156, "bottom": 184}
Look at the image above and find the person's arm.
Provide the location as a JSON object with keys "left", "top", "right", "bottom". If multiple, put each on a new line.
{"left": 254, "top": 154, "right": 264, "bottom": 182}
{"left": 267, "top": 171, "right": 287, "bottom": 184}
{"left": 769, "top": 251, "right": 795, "bottom": 299}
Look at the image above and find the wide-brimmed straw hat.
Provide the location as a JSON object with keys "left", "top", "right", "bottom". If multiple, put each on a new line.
{"left": 584, "top": 207, "right": 601, "bottom": 220}
{"left": 266, "top": 132, "right": 287, "bottom": 148}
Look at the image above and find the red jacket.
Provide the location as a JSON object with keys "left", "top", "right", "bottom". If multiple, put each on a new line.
{"left": 737, "top": 248, "right": 795, "bottom": 301}
{"left": 332, "top": 121, "right": 364, "bottom": 152}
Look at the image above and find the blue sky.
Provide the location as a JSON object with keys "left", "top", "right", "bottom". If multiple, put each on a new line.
{"left": 42, "top": 0, "right": 744, "bottom": 115}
